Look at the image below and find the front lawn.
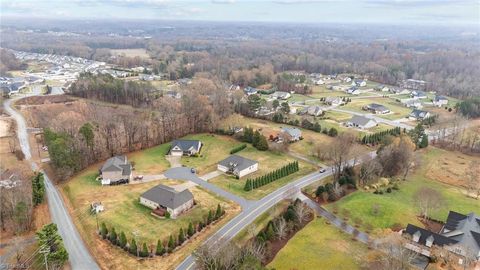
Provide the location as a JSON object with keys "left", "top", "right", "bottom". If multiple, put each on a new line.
{"left": 343, "top": 98, "right": 412, "bottom": 120}
{"left": 209, "top": 146, "right": 316, "bottom": 200}
{"left": 128, "top": 142, "right": 171, "bottom": 174}
{"left": 60, "top": 166, "right": 240, "bottom": 270}
{"left": 324, "top": 147, "right": 480, "bottom": 234}
{"left": 268, "top": 218, "right": 368, "bottom": 270}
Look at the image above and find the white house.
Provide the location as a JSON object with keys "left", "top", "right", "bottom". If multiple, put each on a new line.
{"left": 352, "top": 79, "right": 367, "bottom": 87}
{"left": 347, "top": 87, "right": 360, "bottom": 95}
{"left": 344, "top": 77, "right": 352, "bottom": 83}
{"left": 346, "top": 115, "right": 377, "bottom": 129}
{"left": 140, "top": 184, "right": 194, "bottom": 218}
{"left": 169, "top": 140, "right": 202, "bottom": 156}
{"left": 280, "top": 127, "right": 302, "bottom": 141}
{"left": 401, "top": 98, "right": 423, "bottom": 109}
{"left": 365, "top": 103, "right": 390, "bottom": 114}
{"left": 306, "top": 105, "right": 323, "bottom": 116}
{"left": 325, "top": 96, "right": 344, "bottom": 106}
{"left": 409, "top": 109, "right": 431, "bottom": 121}
{"left": 411, "top": 90, "right": 428, "bottom": 99}
{"left": 433, "top": 96, "right": 449, "bottom": 107}
{"left": 271, "top": 91, "right": 291, "bottom": 100}
{"left": 217, "top": 155, "right": 258, "bottom": 178}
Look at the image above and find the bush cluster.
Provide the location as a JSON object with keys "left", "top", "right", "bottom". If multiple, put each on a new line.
{"left": 230, "top": 144, "right": 247, "bottom": 154}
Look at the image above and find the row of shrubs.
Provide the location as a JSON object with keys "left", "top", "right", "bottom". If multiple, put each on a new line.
{"left": 271, "top": 114, "right": 339, "bottom": 137}
{"left": 99, "top": 204, "right": 225, "bottom": 257}
{"left": 230, "top": 144, "right": 247, "bottom": 154}
{"left": 373, "top": 183, "right": 400, "bottom": 195}
{"left": 360, "top": 127, "right": 402, "bottom": 145}
{"left": 244, "top": 161, "right": 299, "bottom": 191}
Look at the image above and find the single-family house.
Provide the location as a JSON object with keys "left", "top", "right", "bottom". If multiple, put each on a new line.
{"left": 314, "top": 79, "right": 325, "bottom": 85}
{"left": 217, "top": 155, "right": 258, "bottom": 178}
{"left": 433, "top": 96, "right": 449, "bottom": 107}
{"left": 271, "top": 91, "right": 291, "bottom": 100}
{"left": 390, "top": 87, "right": 411, "bottom": 95}
{"left": 244, "top": 86, "right": 258, "bottom": 96}
{"left": 411, "top": 90, "right": 428, "bottom": 99}
{"left": 100, "top": 156, "right": 132, "bottom": 185}
{"left": 344, "top": 77, "right": 352, "bottom": 83}
{"left": 346, "top": 115, "right": 377, "bottom": 129}
{"left": 409, "top": 109, "right": 431, "bottom": 121}
{"left": 365, "top": 103, "right": 390, "bottom": 114}
{"left": 352, "top": 79, "right": 367, "bottom": 87}
{"left": 375, "top": 85, "right": 390, "bottom": 92}
{"left": 280, "top": 127, "right": 302, "bottom": 142}
{"left": 169, "top": 140, "right": 202, "bottom": 156}
{"left": 306, "top": 105, "right": 323, "bottom": 116}
{"left": 325, "top": 96, "right": 344, "bottom": 106}
{"left": 140, "top": 184, "right": 194, "bottom": 218}
{"left": 403, "top": 211, "right": 480, "bottom": 263}
{"left": 347, "top": 87, "right": 360, "bottom": 95}
{"left": 401, "top": 98, "right": 423, "bottom": 109}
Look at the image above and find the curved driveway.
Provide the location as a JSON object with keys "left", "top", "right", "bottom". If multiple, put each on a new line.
{"left": 3, "top": 97, "right": 99, "bottom": 270}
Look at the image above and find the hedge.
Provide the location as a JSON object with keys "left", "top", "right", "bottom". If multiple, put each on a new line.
{"left": 244, "top": 161, "right": 299, "bottom": 191}
{"left": 230, "top": 144, "right": 247, "bottom": 154}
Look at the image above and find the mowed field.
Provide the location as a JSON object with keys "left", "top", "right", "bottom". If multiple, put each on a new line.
{"left": 110, "top": 48, "right": 150, "bottom": 59}
{"left": 342, "top": 98, "right": 412, "bottom": 120}
{"left": 268, "top": 218, "right": 368, "bottom": 270}
{"left": 61, "top": 166, "right": 240, "bottom": 270}
{"left": 323, "top": 147, "right": 480, "bottom": 235}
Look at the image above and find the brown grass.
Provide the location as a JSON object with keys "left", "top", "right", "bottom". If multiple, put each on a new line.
{"left": 425, "top": 150, "right": 480, "bottom": 188}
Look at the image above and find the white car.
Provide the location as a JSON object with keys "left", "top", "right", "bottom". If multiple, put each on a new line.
{"left": 319, "top": 168, "right": 327, "bottom": 173}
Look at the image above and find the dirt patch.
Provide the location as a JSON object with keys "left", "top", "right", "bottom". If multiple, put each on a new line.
{"left": 0, "top": 116, "right": 12, "bottom": 137}
{"left": 425, "top": 151, "right": 480, "bottom": 188}
{"left": 418, "top": 216, "right": 444, "bottom": 234}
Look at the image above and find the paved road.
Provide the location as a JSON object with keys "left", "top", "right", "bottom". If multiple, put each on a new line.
{"left": 164, "top": 167, "right": 253, "bottom": 208}
{"left": 3, "top": 97, "right": 99, "bottom": 270}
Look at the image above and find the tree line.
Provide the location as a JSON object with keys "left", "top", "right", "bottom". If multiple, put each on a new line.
{"left": 244, "top": 161, "right": 299, "bottom": 191}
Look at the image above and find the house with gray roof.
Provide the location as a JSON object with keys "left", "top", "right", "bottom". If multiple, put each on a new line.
{"left": 433, "top": 95, "right": 449, "bottom": 107}
{"left": 169, "top": 140, "right": 203, "bottom": 156}
{"left": 409, "top": 109, "right": 431, "bottom": 121}
{"left": 280, "top": 127, "right": 302, "bottom": 142}
{"left": 345, "top": 115, "right": 377, "bottom": 129}
{"left": 140, "top": 184, "right": 194, "bottom": 218}
{"left": 324, "top": 96, "right": 344, "bottom": 106}
{"left": 217, "top": 155, "right": 258, "bottom": 178}
{"left": 365, "top": 103, "right": 390, "bottom": 114}
{"left": 403, "top": 211, "right": 480, "bottom": 263}
{"left": 100, "top": 156, "right": 132, "bottom": 185}
{"left": 271, "top": 91, "right": 291, "bottom": 100}
{"left": 306, "top": 105, "right": 323, "bottom": 117}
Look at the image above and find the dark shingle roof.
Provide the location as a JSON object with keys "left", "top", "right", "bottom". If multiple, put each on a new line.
{"left": 367, "top": 103, "right": 389, "bottom": 111}
{"left": 405, "top": 224, "right": 458, "bottom": 247}
{"left": 101, "top": 156, "right": 129, "bottom": 173}
{"left": 141, "top": 184, "right": 193, "bottom": 209}
{"left": 410, "top": 109, "right": 429, "bottom": 119}
{"left": 218, "top": 155, "right": 258, "bottom": 172}
{"left": 171, "top": 140, "right": 202, "bottom": 152}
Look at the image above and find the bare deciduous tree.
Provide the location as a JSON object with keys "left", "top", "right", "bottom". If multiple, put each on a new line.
{"left": 326, "top": 132, "right": 356, "bottom": 181}
{"left": 466, "top": 160, "right": 480, "bottom": 199}
{"left": 413, "top": 187, "right": 445, "bottom": 220}
{"left": 273, "top": 217, "right": 288, "bottom": 240}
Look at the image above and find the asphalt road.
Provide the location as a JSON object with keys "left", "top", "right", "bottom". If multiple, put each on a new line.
{"left": 3, "top": 96, "right": 99, "bottom": 270}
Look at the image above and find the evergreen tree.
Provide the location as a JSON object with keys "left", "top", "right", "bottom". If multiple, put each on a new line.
{"left": 256, "top": 135, "right": 269, "bottom": 151}
{"left": 178, "top": 228, "right": 185, "bottom": 244}
{"left": 168, "top": 235, "right": 176, "bottom": 252}
{"left": 156, "top": 240, "right": 165, "bottom": 256}
{"left": 109, "top": 227, "right": 117, "bottom": 245}
{"left": 207, "top": 210, "right": 213, "bottom": 224}
{"left": 187, "top": 222, "right": 195, "bottom": 237}
{"left": 419, "top": 134, "right": 429, "bottom": 148}
{"left": 141, "top": 243, "right": 149, "bottom": 257}
{"left": 266, "top": 223, "right": 275, "bottom": 240}
{"left": 252, "top": 130, "right": 261, "bottom": 147}
{"left": 129, "top": 238, "right": 138, "bottom": 256}
{"left": 100, "top": 222, "right": 108, "bottom": 239}
{"left": 118, "top": 232, "right": 127, "bottom": 248}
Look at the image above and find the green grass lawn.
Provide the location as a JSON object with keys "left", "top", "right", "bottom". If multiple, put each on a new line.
{"left": 128, "top": 142, "right": 171, "bottom": 174}
{"left": 209, "top": 146, "right": 316, "bottom": 200}
{"left": 61, "top": 168, "right": 235, "bottom": 246}
{"left": 268, "top": 218, "right": 368, "bottom": 270}
{"left": 343, "top": 98, "right": 412, "bottom": 120}
{"left": 324, "top": 147, "right": 480, "bottom": 234}
{"left": 323, "top": 110, "right": 353, "bottom": 122}
{"left": 179, "top": 134, "right": 244, "bottom": 174}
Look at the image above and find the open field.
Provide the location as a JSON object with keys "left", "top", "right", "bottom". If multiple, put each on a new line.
{"left": 179, "top": 134, "right": 245, "bottom": 174}
{"left": 268, "top": 218, "right": 368, "bottom": 270}
{"left": 325, "top": 147, "right": 480, "bottom": 235}
{"left": 210, "top": 147, "right": 315, "bottom": 200}
{"left": 128, "top": 143, "right": 171, "bottom": 174}
{"left": 61, "top": 166, "right": 240, "bottom": 270}
{"left": 343, "top": 98, "right": 412, "bottom": 120}
{"left": 110, "top": 48, "right": 150, "bottom": 59}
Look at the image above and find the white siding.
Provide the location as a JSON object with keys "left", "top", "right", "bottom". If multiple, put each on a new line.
{"left": 217, "top": 164, "right": 229, "bottom": 173}
{"left": 238, "top": 163, "right": 258, "bottom": 178}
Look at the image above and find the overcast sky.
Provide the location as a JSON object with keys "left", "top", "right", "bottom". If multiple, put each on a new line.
{"left": 1, "top": 0, "right": 479, "bottom": 25}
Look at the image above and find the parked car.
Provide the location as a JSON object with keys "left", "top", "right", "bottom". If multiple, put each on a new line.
{"left": 191, "top": 168, "right": 196, "bottom": 174}
{"left": 110, "top": 179, "right": 129, "bottom": 185}
{"left": 134, "top": 175, "right": 144, "bottom": 180}
{"left": 319, "top": 168, "right": 327, "bottom": 173}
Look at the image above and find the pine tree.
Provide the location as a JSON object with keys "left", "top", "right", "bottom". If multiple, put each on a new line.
{"left": 119, "top": 232, "right": 127, "bottom": 248}
{"left": 109, "top": 227, "right": 117, "bottom": 244}
{"left": 187, "top": 222, "right": 195, "bottom": 237}
{"left": 178, "top": 228, "right": 185, "bottom": 244}
{"left": 156, "top": 239, "right": 165, "bottom": 256}
{"left": 256, "top": 135, "right": 269, "bottom": 151}
{"left": 419, "top": 134, "right": 429, "bottom": 148}
{"left": 100, "top": 222, "right": 108, "bottom": 239}
{"left": 141, "top": 243, "right": 149, "bottom": 257}
{"left": 207, "top": 210, "right": 213, "bottom": 224}
{"left": 168, "top": 235, "right": 175, "bottom": 252}
{"left": 129, "top": 238, "right": 138, "bottom": 256}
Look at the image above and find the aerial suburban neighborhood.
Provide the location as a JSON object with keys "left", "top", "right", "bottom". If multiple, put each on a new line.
{"left": 0, "top": 2, "right": 479, "bottom": 270}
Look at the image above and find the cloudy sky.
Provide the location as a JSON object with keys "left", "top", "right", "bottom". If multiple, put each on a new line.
{"left": 1, "top": 0, "right": 478, "bottom": 25}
